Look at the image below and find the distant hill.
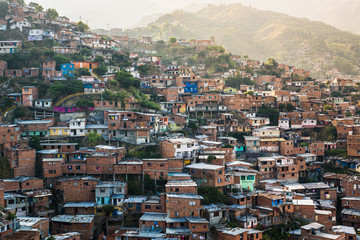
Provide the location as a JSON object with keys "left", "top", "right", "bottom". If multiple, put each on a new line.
{"left": 235, "top": 0, "right": 360, "bottom": 35}
{"left": 126, "top": 4, "right": 360, "bottom": 77}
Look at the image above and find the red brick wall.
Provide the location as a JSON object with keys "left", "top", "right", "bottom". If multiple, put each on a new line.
{"left": 160, "top": 141, "right": 175, "bottom": 158}
{"left": 113, "top": 163, "right": 143, "bottom": 174}
{"left": 143, "top": 159, "right": 168, "bottom": 180}
{"left": 20, "top": 178, "right": 43, "bottom": 191}
{"left": 4, "top": 148, "right": 36, "bottom": 177}
{"left": 43, "top": 160, "right": 63, "bottom": 178}
{"left": 64, "top": 207, "right": 95, "bottom": 215}
{"left": 51, "top": 221, "right": 94, "bottom": 240}
{"left": 166, "top": 197, "right": 202, "bottom": 218}
{"left": 0, "top": 180, "right": 20, "bottom": 192}
{"left": 55, "top": 179, "right": 98, "bottom": 203}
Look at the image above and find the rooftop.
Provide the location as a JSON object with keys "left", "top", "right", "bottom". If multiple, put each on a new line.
{"left": 185, "top": 163, "right": 223, "bottom": 170}
{"left": 51, "top": 215, "right": 95, "bottom": 223}
{"left": 63, "top": 202, "right": 96, "bottom": 208}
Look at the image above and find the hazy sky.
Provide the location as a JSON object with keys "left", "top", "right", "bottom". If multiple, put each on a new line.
{"left": 26, "top": 0, "right": 360, "bottom": 31}
{"left": 26, "top": 0, "right": 238, "bottom": 29}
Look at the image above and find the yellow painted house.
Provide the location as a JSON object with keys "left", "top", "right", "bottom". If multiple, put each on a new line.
{"left": 49, "top": 127, "right": 70, "bottom": 137}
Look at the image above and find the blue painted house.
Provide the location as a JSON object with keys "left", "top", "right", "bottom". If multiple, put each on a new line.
{"left": 184, "top": 80, "right": 198, "bottom": 93}
{"left": 61, "top": 63, "right": 75, "bottom": 77}
{"left": 95, "top": 182, "right": 127, "bottom": 206}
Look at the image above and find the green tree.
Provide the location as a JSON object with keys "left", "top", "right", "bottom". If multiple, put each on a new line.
{"left": 331, "top": 91, "right": 343, "bottom": 97}
{"left": 77, "top": 21, "right": 89, "bottom": 33}
{"left": 225, "top": 76, "right": 254, "bottom": 88}
{"left": 29, "top": 2, "right": 43, "bottom": 12}
{"left": 324, "top": 105, "right": 334, "bottom": 111}
{"left": 0, "top": 1, "right": 9, "bottom": 18}
{"left": 140, "top": 100, "right": 160, "bottom": 111}
{"left": 102, "top": 205, "right": 115, "bottom": 217}
{"left": 144, "top": 173, "right": 155, "bottom": 195}
{"left": 0, "top": 156, "right": 12, "bottom": 179}
{"left": 286, "top": 103, "right": 295, "bottom": 112}
{"left": 169, "top": 37, "right": 177, "bottom": 44}
{"left": 46, "top": 8, "right": 59, "bottom": 20}
{"left": 93, "top": 64, "right": 107, "bottom": 76}
{"left": 48, "top": 80, "right": 84, "bottom": 99}
{"left": 13, "top": 106, "right": 31, "bottom": 118}
{"left": 54, "top": 55, "right": 70, "bottom": 70}
{"left": 278, "top": 103, "right": 286, "bottom": 112}
{"left": 258, "top": 106, "right": 279, "bottom": 126}
{"left": 6, "top": 212, "right": 16, "bottom": 221}
{"left": 46, "top": 237, "right": 56, "bottom": 240}
{"left": 198, "top": 187, "right": 232, "bottom": 205}
{"left": 80, "top": 48, "right": 92, "bottom": 57}
{"left": 247, "top": 91, "right": 254, "bottom": 96}
{"left": 78, "top": 68, "right": 91, "bottom": 76}
{"left": 265, "top": 58, "right": 278, "bottom": 69}
{"left": 76, "top": 98, "right": 94, "bottom": 108}
{"left": 87, "top": 132, "right": 101, "bottom": 147}
{"left": 94, "top": 56, "right": 105, "bottom": 64}
{"left": 115, "top": 71, "right": 140, "bottom": 89}
{"left": 29, "top": 136, "right": 41, "bottom": 151}
{"left": 207, "top": 155, "right": 216, "bottom": 163}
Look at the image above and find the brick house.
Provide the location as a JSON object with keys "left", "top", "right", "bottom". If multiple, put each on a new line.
{"left": 18, "top": 217, "right": 49, "bottom": 238}
{"left": 160, "top": 138, "right": 199, "bottom": 160}
{"left": 293, "top": 199, "right": 315, "bottom": 222}
{"left": 347, "top": 135, "right": 360, "bottom": 158}
{"left": 22, "top": 86, "right": 38, "bottom": 106}
{"left": 51, "top": 215, "right": 95, "bottom": 240}
{"left": 55, "top": 177, "right": 99, "bottom": 203}
{"left": 23, "top": 189, "right": 53, "bottom": 217}
{"left": 143, "top": 158, "right": 183, "bottom": 180}
{"left": 63, "top": 202, "right": 96, "bottom": 215}
{"left": 185, "top": 163, "right": 234, "bottom": 189}
{"left": 217, "top": 228, "right": 263, "bottom": 240}
{"left": 4, "top": 147, "right": 36, "bottom": 177}
{"left": 0, "top": 125, "right": 22, "bottom": 154}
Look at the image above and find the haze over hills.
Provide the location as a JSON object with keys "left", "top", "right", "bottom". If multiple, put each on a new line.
{"left": 234, "top": 0, "right": 360, "bottom": 34}
{"left": 127, "top": 0, "right": 360, "bottom": 35}
{"left": 125, "top": 3, "right": 360, "bottom": 77}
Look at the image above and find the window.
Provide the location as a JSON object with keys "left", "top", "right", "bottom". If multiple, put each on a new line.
{"left": 100, "top": 188, "right": 105, "bottom": 193}
{"left": 49, "top": 170, "right": 56, "bottom": 174}
{"left": 214, "top": 211, "right": 220, "bottom": 217}
{"left": 174, "top": 211, "right": 179, "bottom": 217}
{"left": 145, "top": 205, "right": 151, "bottom": 209}
{"left": 189, "top": 201, "right": 196, "bottom": 206}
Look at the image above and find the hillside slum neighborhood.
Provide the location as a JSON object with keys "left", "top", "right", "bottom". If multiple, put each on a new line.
{"left": 0, "top": 1, "right": 360, "bottom": 240}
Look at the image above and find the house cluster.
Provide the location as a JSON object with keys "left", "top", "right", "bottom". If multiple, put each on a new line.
{"left": 1, "top": 1, "right": 360, "bottom": 240}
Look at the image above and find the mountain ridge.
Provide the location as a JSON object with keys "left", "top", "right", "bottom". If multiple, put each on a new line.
{"left": 126, "top": 3, "right": 360, "bottom": 77}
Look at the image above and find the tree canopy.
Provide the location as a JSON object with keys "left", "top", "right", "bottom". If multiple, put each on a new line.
{"left": 115, "top": 71, "right": 140, "bottom": 89}
{"left": 0, "top": 1, "right": 9, "bottom": 18}
{"left": 46, "top": 8, "right": 59, "bottom": 20}
{"left": 77, "top": 21, "right": 90, "bottom": 33}
{"left": 93, "top": 64, "right": 108, "bottom": 76}
{"left": 48, "top": 80, "right": 84, "bottom": 99}
{"left": 169, "top": 37, "right": 177, "bottom": 44}
{"left": 87, "top": 132, "right": 101, "bottom": 147}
